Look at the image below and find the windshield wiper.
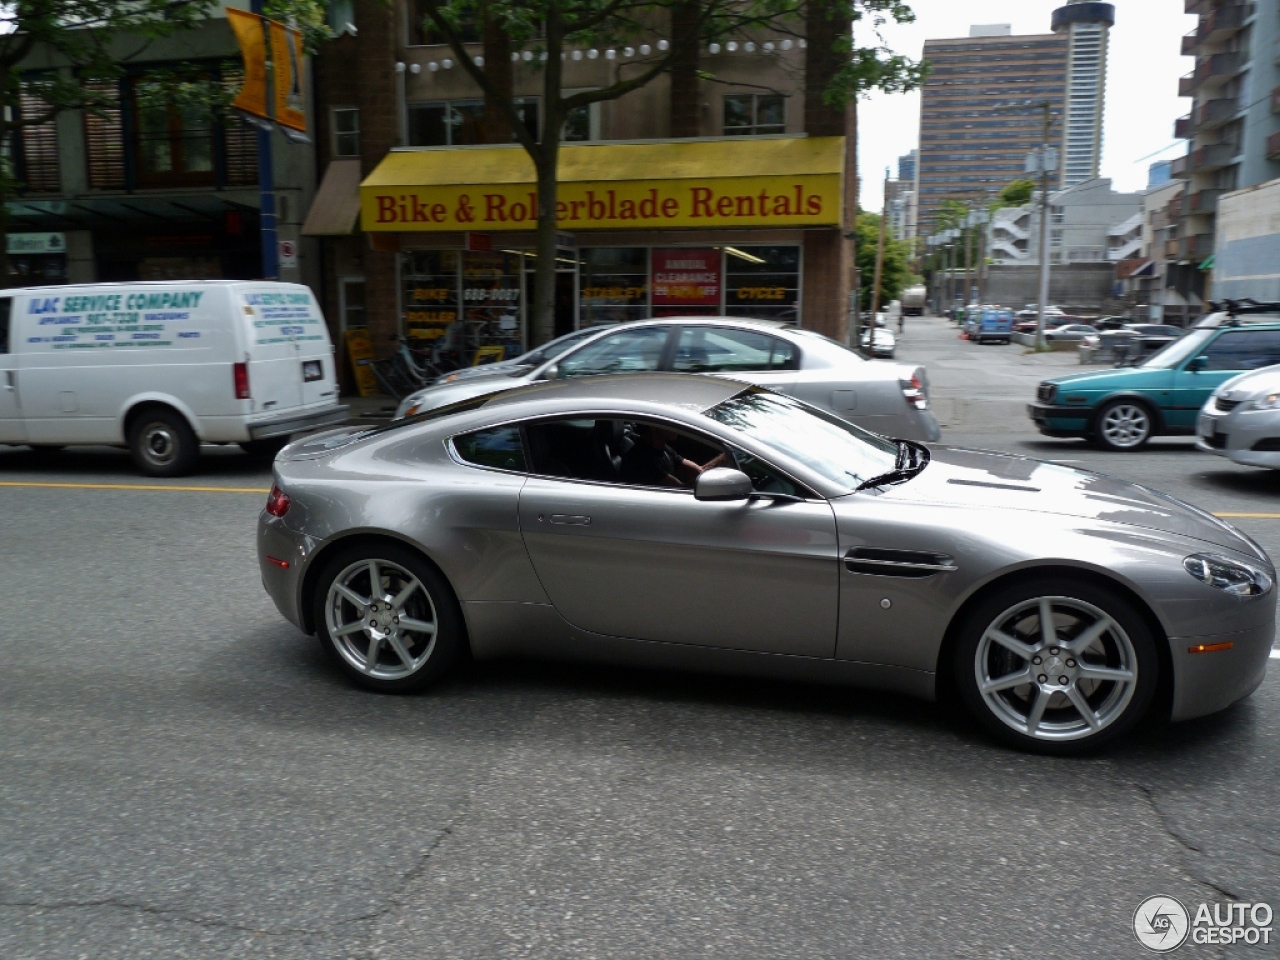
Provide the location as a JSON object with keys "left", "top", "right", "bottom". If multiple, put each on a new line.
{"left": 855, "top": 440, "right": 930, "bottom": 492}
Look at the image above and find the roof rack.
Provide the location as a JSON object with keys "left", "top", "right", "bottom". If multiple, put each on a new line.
{"left": 1210, "top": 299, "right": 1280, "bottom": 324}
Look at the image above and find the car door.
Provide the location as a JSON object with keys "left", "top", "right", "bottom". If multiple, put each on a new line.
{"left": 0, "top": 296, "right": 25, "bottom": 444}
{"left": 517, "top": 415, "right": 839, "bottom": 658}
{"left": 1170, "top": 330, "right": 1280, "bottom": 429}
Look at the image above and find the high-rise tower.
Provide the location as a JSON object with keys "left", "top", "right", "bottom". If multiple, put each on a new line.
{"left": 1052, "top": 1, "right": 1116, "bottom": 189}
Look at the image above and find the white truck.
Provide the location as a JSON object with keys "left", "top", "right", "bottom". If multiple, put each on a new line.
{"left": 901, "top": 285, "right": 927, "bottom": 316}
{"left": 0, "top": 280, "right": 347, "bottom": 476}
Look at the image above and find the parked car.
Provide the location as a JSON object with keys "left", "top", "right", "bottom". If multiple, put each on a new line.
{"left": 261, "top": 375, "right": 1276, "bottom": 754}
{"left": 1043, "top": 324, "right": 1098, "bottom": 343}
{"left": 1029, "top": 306, "right": 1280, "bottom": 450}
{"left": 432, "top": 326, "right": 603, "bottom": 385}
{"left": 1196, "top": 364, "right": 1280, "bottom": 468}
{"left": 0, "top": 280, "right": 346, "bottom": 475}
{"left": 1079, "top": 324, "right": 1184, "bottom": 365}
{"left": 861, "top": 326, "right": 896, "bottom": 358}
{"left": 395, "top": 317, "right": 941, "bottom": 442}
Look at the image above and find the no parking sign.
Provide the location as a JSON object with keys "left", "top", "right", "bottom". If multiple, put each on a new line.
{"left": 277, "top": 239, "right": 298, "bottom": 268}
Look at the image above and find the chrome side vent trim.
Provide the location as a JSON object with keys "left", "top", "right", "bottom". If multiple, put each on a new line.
{"left": 844, "top": 547, "right": 958, "bottom": 578}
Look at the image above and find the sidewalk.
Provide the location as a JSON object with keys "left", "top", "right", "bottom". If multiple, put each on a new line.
{"left": 343, "top": 393, "right": 401, "bottom": 423}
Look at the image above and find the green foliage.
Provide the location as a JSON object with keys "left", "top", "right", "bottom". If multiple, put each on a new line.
{"left": 856, "top": 211, "right": 909, "bottom": 311}
{"left": 996, "top": 178, "right": 1035, "bottom": 209}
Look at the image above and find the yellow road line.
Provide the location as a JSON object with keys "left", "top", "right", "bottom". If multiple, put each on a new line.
{"left": 0, "top": 480, "right": 268, "bottom": 494}
{"left": 1214, "top": 512, "right": 1280, "bottom": 519}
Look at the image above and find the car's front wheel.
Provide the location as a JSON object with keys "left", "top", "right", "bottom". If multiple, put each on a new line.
{"left": 953, "top": 577, "right": 1158, "bottom": 754}
{"left": 313, "top": 544, "right": 463, "bottom": 693}
{"left": 1094, "top": 399, "right": 1153, "bottom": 451}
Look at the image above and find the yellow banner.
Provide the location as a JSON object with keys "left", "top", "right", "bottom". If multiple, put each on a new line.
{"left": 269, "top": 21, "right": 307, "bottom": 132}
{"left": 362, "top": 176, "right": 840, "bottom": 232}
{"left": 227, "top": 9, "right": 268, "bottom": 119}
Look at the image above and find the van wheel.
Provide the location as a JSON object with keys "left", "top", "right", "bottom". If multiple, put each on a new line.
{"left": 240, "top": 437, "right": 290, "bottom": 459}
{"left": 129, "top": 409, "right": 198, "bottom": 477}
{"left": 27, "top": 445, "right": 64, "bottom": 455}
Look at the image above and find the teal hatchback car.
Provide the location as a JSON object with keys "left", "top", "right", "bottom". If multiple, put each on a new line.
{"left": 1028, "top": 306, "right": 1280, "bottom": 450}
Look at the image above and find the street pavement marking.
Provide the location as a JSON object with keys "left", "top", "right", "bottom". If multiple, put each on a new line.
{"left": 0, "top": 480, "right": 268, "bottom": 494}
{"left": 1214, "top": 512, "right": 1280, "bottom": 519}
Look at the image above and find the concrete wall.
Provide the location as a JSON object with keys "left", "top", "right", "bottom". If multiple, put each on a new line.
{"left": 982, "top": 262, "right": 1119, "bottom": 312}
{"left": 1214, "top": 178, "right": 1280, "bottom": 302}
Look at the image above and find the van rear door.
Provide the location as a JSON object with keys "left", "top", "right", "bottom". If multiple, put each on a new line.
{"left": 239, "top": 285, "right": 307, "bottom": 415}
{"left": 0, "top": 296, "right": 25, "bottom": 444}
{"left": 293, "top": 290, "right": 339, "bottom": 408}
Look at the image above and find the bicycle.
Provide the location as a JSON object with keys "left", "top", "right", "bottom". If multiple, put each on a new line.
{"left": 366, "top": 356, "right": 416, "bottom": 400}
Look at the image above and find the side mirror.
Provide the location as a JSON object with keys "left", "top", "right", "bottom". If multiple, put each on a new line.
{"left": 1188, "top": 355, "right": 1207, "bottom": 373}
{"left": 695, "top": 468, "right": 753, "bottom": 502}
{"left": 541, "top": 363, "right": 560, "bottom": 380}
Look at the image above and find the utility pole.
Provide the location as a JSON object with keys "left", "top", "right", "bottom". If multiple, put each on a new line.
{"left": 963, "top": 208, "right": 973, "bottom": 312}
{"left": 870, "top": 168, "right": 890, "bottom": 318}
{"left": 1033, "top": 101, "right": 1056, "bottom": 352}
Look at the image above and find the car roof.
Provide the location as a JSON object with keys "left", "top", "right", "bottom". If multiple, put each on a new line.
{"left": 1195, "top": 312, "right": 1280, "bottom": 330}
{"left": 480, "top": 372, "right": 745, "bottom": 410}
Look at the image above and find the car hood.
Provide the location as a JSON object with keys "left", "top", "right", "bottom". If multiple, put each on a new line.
{"left": 881, "top": 445, "right": 1268, "bottom": 560}
{"left": 1044, "top": 367, "right": 1171, "bottom": 389}
{"left": 1215, "top": 365, "right": 1280, "bottom": 401}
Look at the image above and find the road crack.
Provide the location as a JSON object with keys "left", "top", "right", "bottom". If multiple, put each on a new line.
{"left": 0, "top": 896, "right": 338, "bottom": 938}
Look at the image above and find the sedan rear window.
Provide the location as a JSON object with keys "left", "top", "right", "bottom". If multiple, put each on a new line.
{"left": 453, "top": 425, "right": 526, "bottom": 472}
{"left": 704, "top": 390, "right": 898, "bottom": 492}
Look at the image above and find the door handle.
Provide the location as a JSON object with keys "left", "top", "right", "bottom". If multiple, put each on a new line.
{"left": 3, "top": 370, "right": 13, "bottom": 390}
{"left": 548, "top": 514, "right": 591, "bottom": 526}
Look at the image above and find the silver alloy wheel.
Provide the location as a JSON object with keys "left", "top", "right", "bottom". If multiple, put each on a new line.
{"left": 1100, "top": 403, "right": 1151, "bottom": 449}
{"left": 974, "top": 596, "right": 1138, "bottom": 742}
{"left": 141, "top": 422, "right": 178, "bottom": 467}
{"left": 324, "top": 558, "right": 438, "bottom": 681}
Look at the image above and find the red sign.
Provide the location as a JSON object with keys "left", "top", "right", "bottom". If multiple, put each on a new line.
{"left": 651, "top": 249, "right": 720, "bottom": 307}
{"left": 465, "top": 232, "right": 493, "bottom": 252}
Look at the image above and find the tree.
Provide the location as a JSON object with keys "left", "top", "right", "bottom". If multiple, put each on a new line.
{"left": 995, "top": 178, "right": 1035, "bottom": 209}
{"left": 855, "top": 210, "right": 906, "bottom": 310}
{"left": 421, "top": 0, "right": 925, "bottom": 345}
{"left": 0, "top": 0, "right": 328, "bottom": 284}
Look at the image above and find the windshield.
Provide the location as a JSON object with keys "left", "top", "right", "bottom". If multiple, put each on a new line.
{"left": 523, "top": 328, "right": 598, "bottom": 365}
{"left": 703, "top": 390, "right": 899, "bottom": 492}
{"left": 789, "top": 328, "right": 865, "bottom": 360}
{"left": 1139, "top": 328, "right": 1214, "bottom": 369}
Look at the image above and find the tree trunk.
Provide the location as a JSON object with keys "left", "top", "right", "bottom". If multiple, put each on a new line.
{"left": 480, "top": 7, "right": 514, "bottom": 144}
{"left": 804, "top": 0, "right": 847, "bottom": 136}
{"left": 530, "top": 21, "right": 565, "bottom": 347}
{"left": 668, "top": 2, "right": 700, "bottom": 137}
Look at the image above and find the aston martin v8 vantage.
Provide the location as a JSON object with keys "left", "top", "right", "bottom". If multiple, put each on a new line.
{"left": 260, "top": 375, "right": 1274, "bottom": 754}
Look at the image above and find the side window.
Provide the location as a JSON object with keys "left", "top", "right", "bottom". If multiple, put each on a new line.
{"left": 0, "top": 298, "right": 11, "bottom": 353}
{"left": 555, "top": 326, "right": 670, "bottom": 378}
{"left": 525, "top": 416, "right": 726, "bottom": 489}
{"left": 729, "top": 446, "right": 803, "bottom": 497}
{"left": 672, "top": 327, "right": 798, "bottom": 373}
{"left": 1200, "top": 331, "right": 1280, "bottom": 371}
{"left": 452, "top": 425, "right": 526, "bottom": 472}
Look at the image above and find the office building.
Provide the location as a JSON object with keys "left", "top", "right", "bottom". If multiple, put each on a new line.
{"left": 916, "top": 28, "right": 1069, "bottom": 233}
{"left": 1052, "top": 2, "right": 1116, "bottom": 189}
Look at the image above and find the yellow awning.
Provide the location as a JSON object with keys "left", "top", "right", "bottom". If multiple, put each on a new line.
{"left": 361, "top": 136, "right": 844, "bottom": 233}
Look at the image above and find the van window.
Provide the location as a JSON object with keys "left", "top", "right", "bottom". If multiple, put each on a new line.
{"left": 0, "top": 298, "right": 10, "bottom": 353}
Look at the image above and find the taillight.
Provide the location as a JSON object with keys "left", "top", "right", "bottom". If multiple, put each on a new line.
{"left": 265, "top": 483, "right": 291, "bottom": 517}
{"left": 234, "top": 362, "right": 251, "bottom": 400}
{"left": 900, "top": 373, "right": 929, "bottom": 410}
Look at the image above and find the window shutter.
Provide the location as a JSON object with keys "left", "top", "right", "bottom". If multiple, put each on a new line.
{"left": 83, "top": 81, "right": 125, "bottom": 189}
{"left": 17, "top": 86, "right": 61, "bottom": 193}
{"left": 222, "top": 70, "right": 258, "bottom": 186}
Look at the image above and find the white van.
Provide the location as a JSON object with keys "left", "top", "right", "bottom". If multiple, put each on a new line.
{"left": 0, "top": 280, "right": 347, "bottom": 476}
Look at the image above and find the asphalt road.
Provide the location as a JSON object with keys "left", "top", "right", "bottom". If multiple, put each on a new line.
{"left": 1, "top": 324, "right": 1277, "bottom": 959}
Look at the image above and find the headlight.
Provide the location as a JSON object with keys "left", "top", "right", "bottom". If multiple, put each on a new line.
{"left": 1247, "top": 392, "right": 1280, "bottom": 411}
{"left": 1183, "top": 553, "right": 1273, "bottom": 598}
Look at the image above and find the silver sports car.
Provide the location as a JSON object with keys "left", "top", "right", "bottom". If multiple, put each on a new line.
{"left": 394, "top": 317, "right": 941, "bottom": 443}
{"left": 260, "top": 376, "right": 1274, "bottom": 754}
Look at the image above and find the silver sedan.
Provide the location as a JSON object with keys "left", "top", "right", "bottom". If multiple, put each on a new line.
{"left": 395, "top": 317, "right": 941, "bottom": 443}
{"left": 1197, "top": 364, "right": 1280, "bottom": 468}
{"left": 260, "top": 376, "right": 1274, "bottom": 754}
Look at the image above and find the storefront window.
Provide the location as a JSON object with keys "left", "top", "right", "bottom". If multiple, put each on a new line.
{"left": 579, "top": 247, "right": 647, "bottom": 327}
{"left": 403, "top": 250, "right": 460, "bottom": 360}
{"left": 723, "top": 245, "right": 800, "bottom": 323}
{"left": 651, "top": 248, "right": 720, "bottom": 318}
{"left": 460, "top": 251, "right": 523, "bottom": 363}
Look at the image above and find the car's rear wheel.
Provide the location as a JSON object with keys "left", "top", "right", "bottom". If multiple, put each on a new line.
{"left": 953, "top": 578, "right": 1158, "bottom": 754}
{"left": 1094, "top": 400, "right": 1153, "bottom": 451}
{"left": 128, "top": 408, "right": 199, "bottom": 477}
{"left": 314, "top": 544, "right": 463, "bottom": 693}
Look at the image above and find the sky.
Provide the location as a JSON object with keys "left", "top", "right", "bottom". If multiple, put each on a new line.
{"left": 855, "top": 0, "right": 1196, "bottom": 212}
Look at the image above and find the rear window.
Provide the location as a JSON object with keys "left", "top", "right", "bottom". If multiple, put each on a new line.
{"left": 452, "top": 425, "right": 526, "bottom": 472}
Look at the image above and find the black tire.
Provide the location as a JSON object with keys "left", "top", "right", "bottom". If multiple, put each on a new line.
{"left": 313, "top": 542, "right": 464, "bottom": 694}
{"left": 26, "top": 445, "right": 65, "bottom": 455}
{"left": 239, "top": 437, "right": 291, "bottom": 459}
{"left": 952, "top": 576, "right": 1158, "bottom": 755}
{"left": 1093, "top": 399, "right": 1154, "bottom": 451}
{"left": 128, "top": 408, "right": 199, "bottom": 477}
